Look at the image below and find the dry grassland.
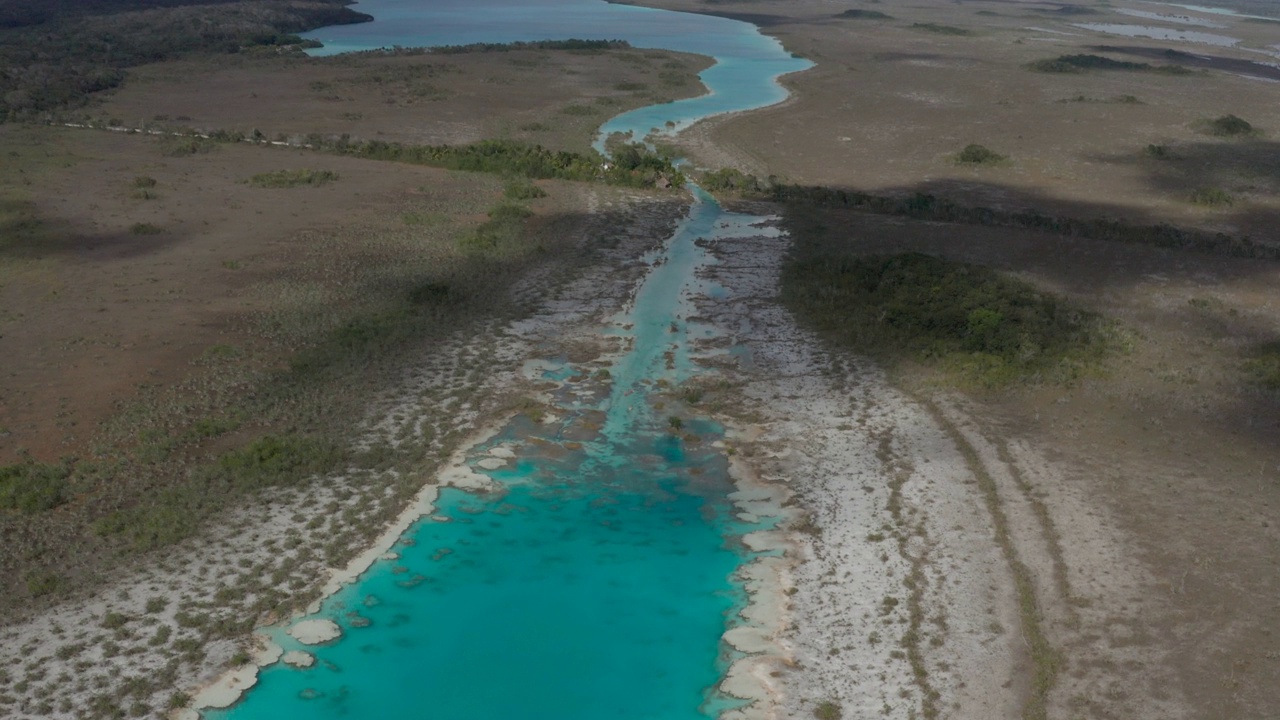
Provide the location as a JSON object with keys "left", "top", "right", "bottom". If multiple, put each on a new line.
{"left": 648, "top": 0, "right": 1280, "bottom": 239}
{"left": 0, "top": 44, "right": 704, "bottom": 612}
{"left": 94, "top": 47, "right": 712, "bottom": 155}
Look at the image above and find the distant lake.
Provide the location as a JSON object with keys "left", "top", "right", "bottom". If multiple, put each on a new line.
{"left": 302, "top": 0, "right": 811, "bottom": 147}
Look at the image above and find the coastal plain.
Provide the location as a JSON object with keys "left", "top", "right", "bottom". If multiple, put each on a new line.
{"left": 2, "top": 0, "right": 1280, "bottom": 719}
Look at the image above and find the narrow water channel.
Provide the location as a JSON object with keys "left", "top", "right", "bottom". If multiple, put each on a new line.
{"left": 214, "top": 189, "right": 782, "bottom": 719}
{"left": 212, "top": 3, "right": 810, "bottom": 717}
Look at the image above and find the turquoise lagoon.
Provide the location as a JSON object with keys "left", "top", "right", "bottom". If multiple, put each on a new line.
{"left": 214, "top": 4, "right": 805, "bottom": 718}
{"left": 302, "top": 0, "right": 811, "bottom": 148}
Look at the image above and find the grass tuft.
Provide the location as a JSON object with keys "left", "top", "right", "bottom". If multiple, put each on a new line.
{"left": 248, "top": 169, "right": 339, "bottom": 188}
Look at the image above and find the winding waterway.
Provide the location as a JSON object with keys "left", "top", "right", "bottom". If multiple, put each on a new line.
{"left": 211, "top": 3, "right": 808, "bottom": 718}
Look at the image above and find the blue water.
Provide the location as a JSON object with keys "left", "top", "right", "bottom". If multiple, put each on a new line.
{"left": 301, "top": 0, "right": 811, "bottom": 149}
{"left": 213, "top": 3, "right": 804, "bottom": 718}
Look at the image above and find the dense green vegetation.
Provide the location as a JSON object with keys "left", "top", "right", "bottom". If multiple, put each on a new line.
{"left": 431, "top": 39, "right": 629, "bottom": 54}
{"left": 768, "top": 184, "right": 1280, "bottom": 260}
{"left": 782, "top": 252, "right": 1114, "bottom": 387}
{"left": 0, "top": 0, "right": 370, "bottom": 120}
{"left": 248, "top": 168, "right": 339, "bottom": 188}
{"left": 1028, "top": 54, "right": 1192, "bottom": 74}
{"left": 699, "top": 167, "right": 769, "bottom": 194}
{"left": 290, "top": 136, "right": 682, "bottom": 189}
{"left": 93, "top": 434, "right": 343, "bottom": 549}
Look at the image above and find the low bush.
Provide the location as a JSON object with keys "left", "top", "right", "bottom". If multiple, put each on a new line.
{"left": 1203, "top": 114, "right": 1255, "bottom": 137}
{"left": 839, "top": 9, "right": 892, "bottom": 19}
{"left": 699, "top": 167, "right": 766, "bottom": 194}
{"left": 954, "top": 144, "right": 1005, "bottom": 165}
{"left": 1244, "top": 342, "right": 1280, "bottom": 390}
{"left": 814, "top": 700, "right": 843, "bottom": 720}
{"left": 503, "top": 178, "right": 548, "bottom": 200}
{"left": 0, "top": 461, "right": 71, "bottom": 513}
{"left": 159, "top": 137, "right": 218, "bottom": 157}
{"left": 1189, "top": 187, "right": 1234, "bottom": 207}
{"left": 1028, "top": 54, "right": 1189, "bottom": 74}
{"left": 910, "top": 22, "right": 972, "bottom": 35}
{"left": 459, "top": 204, "right": 534, "bottom": 256}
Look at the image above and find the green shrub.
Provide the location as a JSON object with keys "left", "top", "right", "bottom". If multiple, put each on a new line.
{"left": 130, "top": 222, "right": 162, "bottom": 235}
{"left": 954, "top": 144, "right": 1005, "bottom": 165}
{"left": 503, "top": 178, "right": 548, "bottom": 200}
{"left": 24, "top": 571, "right": 60, "bottom": 597}
{"left": 1028, "top": 54, "right": 1187, "bottom": 74}
{"left": 248, "top": 169, "right": 339, "bottom": 188}
{"left": 1189, "top": 187, "right": 1234, "bottom": 207}
{"left": 1143, "top": 143, "right": 1172, "bottom": 159}
{"left": 0, "top": 461, "right": 71, "bottom": 513}
{"left": 160, "top": 138, "right": 217, "bottom": 157}
{"left": 781, "top": 253, "right": 1114, "bottom": 387}
{"left": 1204, "top": 114, "right": 1254, "bottom": 137}
{"left": 1244, "top": 342, "right": 1280, "bottom": 390}
{"left": 132, "top": 176, "right": 157, "bottom": 188}
{"left": 910, "top": 22, "right": 972, "bottom": 35}
{"left": 814, "top": 700, "right": 843, "bottom": 720}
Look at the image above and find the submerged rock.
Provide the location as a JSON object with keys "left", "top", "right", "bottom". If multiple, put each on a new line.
{"left": 288, "top": 619, "right": 342, "bottom": 645}
{"left": 283, "top": 650, "right": 316, "bottom": 669}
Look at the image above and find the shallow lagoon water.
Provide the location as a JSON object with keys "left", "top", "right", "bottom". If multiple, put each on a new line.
{"left": 213, "top": 185, "right": 782, "bottom": 718}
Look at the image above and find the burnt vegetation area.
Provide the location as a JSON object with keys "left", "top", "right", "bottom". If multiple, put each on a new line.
{"left": 0, "top": 0, "right": 372, "bottom": 119}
